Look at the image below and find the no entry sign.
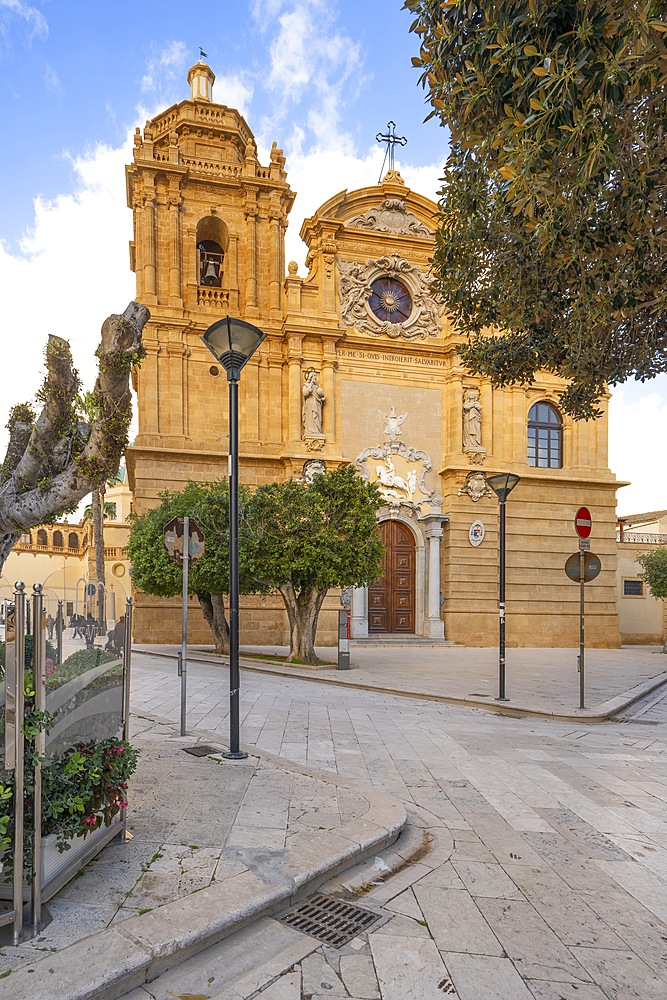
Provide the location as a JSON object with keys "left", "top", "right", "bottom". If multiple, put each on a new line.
{"left": 574, "top": 507, "right": 592, "bottom": 539}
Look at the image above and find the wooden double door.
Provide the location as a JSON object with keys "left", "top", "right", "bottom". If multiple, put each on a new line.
{"left": 368, "top": 521, "right": 415, "bottom": 633}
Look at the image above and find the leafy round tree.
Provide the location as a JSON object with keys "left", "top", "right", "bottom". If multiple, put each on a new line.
{"left": 637, "top": 548, "right": 667, "bottom": 651}
{"left": 128, "top": 480, "right": 254, "bottom": 654}
{"left": 407, "top": 1, "right": 667, "bottom": 418}
{"left": 243, "top": 466, "right": 385, "bottom": 665}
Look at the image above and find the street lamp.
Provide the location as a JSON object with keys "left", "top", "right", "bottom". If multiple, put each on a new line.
{"left": 202, "top": 316, "right": 267, "bottom": 760}
{"left": 485, "top": 472, "right": 520, "bottom": 701}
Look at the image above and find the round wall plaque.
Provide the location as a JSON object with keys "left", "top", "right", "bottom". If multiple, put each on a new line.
{"left": 469, "top": 520, "right": 485, "bottom": 547}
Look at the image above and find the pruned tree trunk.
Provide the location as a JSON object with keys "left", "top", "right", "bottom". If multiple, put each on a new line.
{"left": 278, "top": 582, "right": 328, "bottom": 665}
{"left": 0, "top": 302, "right": 149, "bottom": 575}
{"left": 197, "top": 592, "right": 230, "bottom": 654}
{"left": 92, "top": 487, "right": 105, "bottom": 622}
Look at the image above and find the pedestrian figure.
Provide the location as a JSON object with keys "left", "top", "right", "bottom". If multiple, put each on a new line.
{"left": 71, "top": 614, "right": 84, "bottom": 639}
{"left": 113, "top": 616, "right": 126, "bottom": 656}
{"left": 46, "top": 614, "right": 55, "bottom": 640}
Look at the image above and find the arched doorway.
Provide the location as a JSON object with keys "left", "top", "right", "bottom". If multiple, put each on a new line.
{"left": 368, "top": 520, "right": 415, "bottom": 633}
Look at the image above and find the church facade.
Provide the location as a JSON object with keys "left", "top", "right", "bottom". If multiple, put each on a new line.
{"left": 125, "top": 62, "right": 622, "bottom": 649}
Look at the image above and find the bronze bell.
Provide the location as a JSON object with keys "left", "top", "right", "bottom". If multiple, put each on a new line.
{"left": 203, "top": 262, "right": 218, "bottom": 285}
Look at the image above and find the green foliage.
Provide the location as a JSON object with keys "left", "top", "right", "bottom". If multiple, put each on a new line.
{"left": 0, "top": 636, "right": 57, "bottom": 672}
{"left": 244, "top": 466, "right": 385, "bottom": 592}
{"left": 128, "top": 479, "right": 255, "bottom": 598}
{"left": 406, "top": 0, "right": 667, "bottom": 418}
{"left": 637, "top": 548, "right": 667, "bottom": 599}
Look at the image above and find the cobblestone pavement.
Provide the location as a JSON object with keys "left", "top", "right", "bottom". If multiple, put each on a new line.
{"left": 126, "top": 653, "right": 667, "bottom": 1000}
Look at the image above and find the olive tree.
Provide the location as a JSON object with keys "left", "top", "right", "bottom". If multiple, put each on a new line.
{"left": 0, "top": 302, "right": 148, "bottom": 572}
{"left": 406, "top": 0, "right": 667, "bottom": 418}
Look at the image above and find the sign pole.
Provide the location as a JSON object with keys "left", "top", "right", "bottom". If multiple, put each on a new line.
{"left": 579, "top": 544, "right": 585, "bottom": 709}
{"left": 181, "top": 515, "right": 189, "bottom": 736}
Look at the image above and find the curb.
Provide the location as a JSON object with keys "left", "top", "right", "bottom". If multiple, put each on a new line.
{"left": 3, "top": 721, "right": 406, "bottom": 1000}
{"left": 134, "top": 646, "right": 667, "bottom": 723}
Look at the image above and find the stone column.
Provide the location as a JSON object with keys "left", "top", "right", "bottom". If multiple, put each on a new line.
{"left": 244, "top": 198, "right": 258, "bottom": 316}
{"left": 143, "top": 186, "right": 157, "bottom": 302}
{"left": 269, "top": 197, "right": 282, "bottom": 315}
{"left": 350, "top": 585, "right": 368, "bottom": 638}
{"left": 287, "top": 336, "right": 303, "bottom": 443}
{"left": 167, "top": 181, "right": 182, "bottom": 306}
{"left": 321, "top": 355, "right": 336, "bottom": 441}
{"left": 422, "top": 516, "right": 445, "bottom": 638}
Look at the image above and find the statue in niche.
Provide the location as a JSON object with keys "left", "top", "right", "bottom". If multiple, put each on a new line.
{"left": 462, "top": 388, "right": 483, "bottom": 450}
{"left": 302, "top": 370, "right": 325, "bottom": 437}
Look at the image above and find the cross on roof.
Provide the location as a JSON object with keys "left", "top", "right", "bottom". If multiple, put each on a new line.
{"left": 376, "top": 121, "right": 407, "bottom": 181}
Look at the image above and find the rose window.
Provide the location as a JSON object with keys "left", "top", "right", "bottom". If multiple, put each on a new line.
{"left": 368, "top": 277, "right": 412, "bottom": 323}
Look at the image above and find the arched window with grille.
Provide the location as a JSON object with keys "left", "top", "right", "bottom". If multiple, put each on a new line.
{"left": 68, "top": 532, "right": 79, "bottom": 550}
{"left": 527, "top": 401, "right": 563, "bottom": 468}
{"left": 53, "top": 530, "right": 63, "bottom": 548}
{"left": 37, "top": 529, "right": 47, "bottom": 546}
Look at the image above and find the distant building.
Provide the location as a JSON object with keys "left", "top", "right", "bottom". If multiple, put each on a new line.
{"left": 616, "top": 510, "right": 667, "bottom": 645}
{"left": 124, "top": 60, "right": 623, "bottom": 649}
{"left": 1, "top": 474, "right": 131, "bottom": 624}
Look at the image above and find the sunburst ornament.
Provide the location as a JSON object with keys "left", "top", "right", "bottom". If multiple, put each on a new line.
{"left": 369, "top": 277, "right": 412, "bottom": 323}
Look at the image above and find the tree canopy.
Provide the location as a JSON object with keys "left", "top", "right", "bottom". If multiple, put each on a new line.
{"left": 127, "top": 480, "right": 255, "bottom": 653}
{"left": 637, "top": 548, "right": 667, "bottom": 599}
{"left": 243, "top": 466, "right": 385, "bottom": 663}
{"left": 406, "top": 0, "right": 667, "bottom": 418}
{"left": 128, "top": 468, "right": 385, "bottom": 664}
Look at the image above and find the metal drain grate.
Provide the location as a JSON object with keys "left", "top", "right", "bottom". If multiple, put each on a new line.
{"left": 183, "top": 745, "right": 219, "bottom": 756}
{"left": 279, "top": 892, "right": 380, "bottom": 947}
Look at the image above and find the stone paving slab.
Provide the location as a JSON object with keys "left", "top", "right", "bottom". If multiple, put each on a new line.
{"left": 134, "top": 642, "right": 667, "bottom": 721}
{"left": 0, "top": 714, "right": 406, "bottom": 1000}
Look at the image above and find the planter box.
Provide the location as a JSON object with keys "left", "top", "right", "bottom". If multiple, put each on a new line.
{"left": 41, "top": 815, "right": 121, "bottom": 885}
{"left": 0, "top": 815, "right": 121, "bottom": 901}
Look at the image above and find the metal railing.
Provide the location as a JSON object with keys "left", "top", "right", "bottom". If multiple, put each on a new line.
{"left": 617, "top": 532, "right": 667, "bottom": 544}
{"left": 1, "top": 586, "right": 133, "bottom": 942}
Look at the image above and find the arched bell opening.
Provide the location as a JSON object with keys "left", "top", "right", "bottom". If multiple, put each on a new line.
{"left": 196, "top": 216, "right": 229, "bottom": 287}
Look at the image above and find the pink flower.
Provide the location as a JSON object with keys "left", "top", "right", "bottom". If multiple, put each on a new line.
{"left": 45, "top": 658, "right": 56, "bottom": 677}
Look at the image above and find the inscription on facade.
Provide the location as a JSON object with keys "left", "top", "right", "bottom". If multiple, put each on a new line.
{"left": 336, "top": 348, "right": 446, "bottom": 367}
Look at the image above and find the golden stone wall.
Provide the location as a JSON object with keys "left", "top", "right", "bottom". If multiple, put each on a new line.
{"left": 125, "top": 62, "right": 622, "bottom": 650}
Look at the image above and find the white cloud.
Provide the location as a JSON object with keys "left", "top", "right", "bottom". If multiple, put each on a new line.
{"left": 0, "top": 136, "right": 135, "bottom": 456}
{"left": 0, "top": 0, "right": 47, "bottom": 41}
{"left": 213, "top": 73, "right": 253, "bottom": 118}
{"left": 141, "top": 40, "right": 189, "bottom": 94}
{"left": 254, "top": 0, "right": 363, "bottom": 144}
{"left": 609, "top": 386, "right": 667, "bottom": 515}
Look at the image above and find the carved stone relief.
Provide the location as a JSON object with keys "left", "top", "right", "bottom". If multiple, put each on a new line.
{"left": 458, "top": 471, "right": 492, "bottom": 503}
{"left": 302, "top": 459, "right": 326, "bottom": 483}
{"left": 356, "top": 410, "right": 442, "bottom": 512}
{"left": 346, "top": 199, "right": 432, "bottom": 237}
{"left": 338, "top": 253, "right": 442, "bottom": 340}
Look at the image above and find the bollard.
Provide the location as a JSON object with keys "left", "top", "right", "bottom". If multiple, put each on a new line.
{"left": 337, "top": 609, "right": 351, "bottom": 670}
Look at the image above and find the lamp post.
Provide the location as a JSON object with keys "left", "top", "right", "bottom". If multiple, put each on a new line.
{"left": 485, "top": 472, "right": 520, "bottom": 701}
{"left": 202, "top": 315, "right": 267, "bottom": 760}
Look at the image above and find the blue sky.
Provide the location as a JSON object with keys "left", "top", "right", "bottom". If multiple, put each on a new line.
{"left": 0, "top": 0, "right": 664, "bottom": 516}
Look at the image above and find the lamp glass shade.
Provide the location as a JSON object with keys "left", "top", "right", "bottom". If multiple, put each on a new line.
{"left": 485, "top": 472, "right": 520, "bottom": 502}
{"left": 202, "top": 316, "right": 266, "bottom": 377}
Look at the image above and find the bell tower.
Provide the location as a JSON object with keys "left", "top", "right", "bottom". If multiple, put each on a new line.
{"left": 125, "top": 60, "right": 295, "bottom": 498}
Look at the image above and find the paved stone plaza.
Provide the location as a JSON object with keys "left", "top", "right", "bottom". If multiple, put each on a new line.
{"left": 3, "top": 647, "right": 667, "bottom": 999}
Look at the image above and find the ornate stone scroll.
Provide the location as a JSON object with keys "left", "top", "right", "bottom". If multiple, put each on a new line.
{"left": 338, "top": 253, "right": 442, "bottom": 340}
{"left": 346, "top": 199, "right": 432, "bottom": 237}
